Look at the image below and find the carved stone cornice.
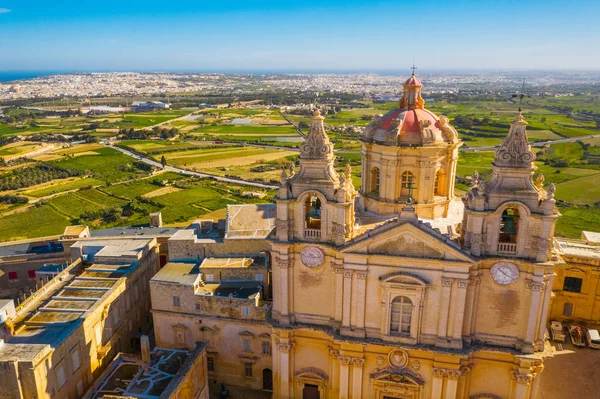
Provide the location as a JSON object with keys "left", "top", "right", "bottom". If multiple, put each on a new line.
{"left": 342, "top": 270, "right": 354, "bottom": 279}
{"left": 357, "top": 271, "right": 368, "bottom": 280}
{"left": 441, "top": 277, "right": 454, "bottom": 287}
{"left": 275, "top": 256, "right": 293, "bottom": 269}
{"left": 338, "top": 355, "right": 352, "bottom": 365}
{"left": 446, "top": 369, "right": 461, "bottom": 380}
{"left": 525, "top": 280, "right": 544, "bottom": 292}
{"left": 275, "top": 218, "right": 292, "bottom": 231}
{"left": 468, "top": 275, "right": 481, "bottom": 286}
{"left": 332, "top": 265, "right": 344, "bottom": 274}
{"left": 457, "top": 279, "right": 469, "bottom": 289}
{"left": 432, "top": 367, "right": 446, "bottom": 378}
{"left": 352, "top": 358, "right": 365, "bottom": 367}
{"left": 529, "top": 236, "right": 550, "bottom": 251}
{"left": 328, "top": 348, "right": 339, "bottom": 358}
{"left": 511, "top": 370, "right": 534, "bottom": 385}
{"left": 277, "top": 341, "right": 295, "bottom": 353}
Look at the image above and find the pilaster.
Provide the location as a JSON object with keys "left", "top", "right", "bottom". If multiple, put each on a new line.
{"left": 342, "top": 270, "right": 353, "bottom": 329}
{"left": 436, "top": 277, "right": 453, "bottom": 347}
{"left": 523, "top": 279, "right": 544, "bottom": 353}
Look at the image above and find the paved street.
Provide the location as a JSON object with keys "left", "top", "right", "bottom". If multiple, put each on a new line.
{"left": 107, "top": 143, "right": 278, "bottom": 190}
{"left": 538, "top": 340, "right": 600, "bottom": 398}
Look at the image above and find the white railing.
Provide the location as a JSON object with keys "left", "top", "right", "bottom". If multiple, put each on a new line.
{"left": 497, "top": 242, "right": 517, "bottom": 253}
{"left": 304, "top": 229, "right": 321, "bottom": 238}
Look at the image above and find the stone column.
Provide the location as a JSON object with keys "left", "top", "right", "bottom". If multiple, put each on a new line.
{"left": 338, "top": 355, "right": 351, "bottom": 399}
{"left": 524, "top": 280, "right": 544, "bottom": 353}
{"left": 469, "top": 275, "right": 482, "bottom": 336}
{"left": 536, "top": 275, "right": 555, "bottom": 345}
{"left": 512, "top": 371, "right": 534, "bottom": 399}
{"left": 334, "top": 265, "right": 344, "bottom": 323}
{"left": 351, "top": 358, "right": 364, "bottom": 399}
{"left": 278, "top": 341, "right": 294, "bottom": 398}
{"left": 452, "top": 279, "right": 469, "bottom": 343}
{"left": 431, "top": 368, "right": 445, "bottom": 399}
{"left": 445, "top": 370, "right": 460, "bottom": 399}
{"left": 342, "top": 270, "right": 353, "bottom": 328}
{"left": 356, "top": 271, "right": 368, "bottom": 334}
{"left": 437, "top": 277, "right": 453, "bottom": 344}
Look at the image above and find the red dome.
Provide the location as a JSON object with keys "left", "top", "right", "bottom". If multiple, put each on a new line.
{"left": 404, "top": 74, "right": 422, "bottom": 86}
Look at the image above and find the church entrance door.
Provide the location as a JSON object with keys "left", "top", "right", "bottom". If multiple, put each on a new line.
{"left": 302, "top": 384, "right": 320, "bottom": 399}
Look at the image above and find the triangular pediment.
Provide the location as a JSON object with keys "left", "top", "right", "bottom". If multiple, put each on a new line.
{"left": 342, "top": 221, "right": 474, "bottom": 263}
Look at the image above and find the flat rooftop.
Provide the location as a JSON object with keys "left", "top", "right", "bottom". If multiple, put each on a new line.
{"left": 557, "top": 238, "right": 600, "bottom": 260}
{"left": 85, "top": 346, "right": 203, "bottom": 399}
{"left": 0, "top": 238, "right": 151, "bottom": 359}
{"left": 200, "top": 255, "right": 268, "bottom": 269}
{"left": 71, "top": 238, "right": 153, "bottom": 261}
{"left": 226, "top": 203, "right": 276, "bottom": 239}
{"left": 89, "top": 226, "right": 182, "bottom": 238}
{"left": 197, "top": 281, "right": 262, "bottom": 299}
{"left": 151, "top": 262, "right": 201, "bottom": 286}
{"left": 0, "top": 240, "right": 63, "bottom": 258}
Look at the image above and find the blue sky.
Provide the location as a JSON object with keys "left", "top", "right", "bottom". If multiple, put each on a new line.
{"left": 0, "top": 0, "right": 598, "bottom": 71}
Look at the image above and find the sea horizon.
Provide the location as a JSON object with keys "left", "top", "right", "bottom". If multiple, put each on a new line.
{"left": 2, "top": 68, "right": 600, "bottom": 83}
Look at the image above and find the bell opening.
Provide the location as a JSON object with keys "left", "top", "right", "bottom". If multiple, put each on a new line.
{"left": 305, "top": 195, "right": 322, "bottom": 230}
{"left": 499, "top": 208, "right": 519, "bottom": 244}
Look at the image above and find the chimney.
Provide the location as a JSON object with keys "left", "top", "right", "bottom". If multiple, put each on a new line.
{"left": 141, "top": 335, "right": 151, "bottom": 363}
{"left": 149, "top": 212, "right": 163, "bottom": 228}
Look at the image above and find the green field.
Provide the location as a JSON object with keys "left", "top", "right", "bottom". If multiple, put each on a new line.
{"left": 193, "top": 125, "right": 298, "bottom": 136}
{"left": 0, "top": 206, "right": 69, "bottom": 240}
{"left": 24, "top": 177, "right": 104, "bottom": 198}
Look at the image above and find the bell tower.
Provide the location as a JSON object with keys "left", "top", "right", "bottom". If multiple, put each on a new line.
{"left": 275, "top": 110, "right": 357, "bottom": 245}
{"left": 461, "top": 111, "right": 559, "bottom": 261}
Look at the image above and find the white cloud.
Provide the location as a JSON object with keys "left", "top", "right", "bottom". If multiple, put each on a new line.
{"left": 0, "top": 8, "right": 11, "bottom": 13}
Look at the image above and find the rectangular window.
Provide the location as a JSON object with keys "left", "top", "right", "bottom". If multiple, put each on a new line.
{"left": 133, "top": 285, "right": 139, "bottom": 301}
{"left": 195, "top": 303, "right": 201, "bottom": 311}
{"left": 244, "top": 362, "right": 253, "bottom": 378}
{"left": 242, "top": 306, "right": 250, "bottom": 316}
{"left": 8, "top": 271, "right": 18, "bottom": 281}
{"left": 173, "top": 296, "right": 180, "bottom": 307}
{"left": 76, "top": 380, "right": 84, "bottom": 396}
{"left": 255, "top": 273, "right": 264, "bottom": 282}
{"left": 207, "top": 357, "right": 215, "bottom": 373}
{"left": 243, "top": 338, "right": 252, "bottom": 352}
{"left": 205, "top": 274, "right": 214, "bottom": 282}
{"left": 262, "top": 341, "right": 271, "bottom": 355}
{"left": 71, "top": 348, "right": 81, "bottom": 371}
{"left": 28, "top": 270, "right": 36, "bottom": 279}
{"left": 125, "top": 295, "right": 131, "bottom": 311}
{"left": 563, "top": 303, "right": 574, "bottom": 317}
{"left": 56, "top": 364, "right": 66, "bottom": 388}
{"left": 563, "top": 277, "right": 583, "bottom": 293}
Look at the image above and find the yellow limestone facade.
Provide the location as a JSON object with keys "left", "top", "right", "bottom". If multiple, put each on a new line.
{"left": 152, "top": 77, "right": 562, "bottom": 399}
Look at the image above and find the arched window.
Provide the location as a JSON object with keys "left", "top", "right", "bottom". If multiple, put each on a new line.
{"left": 499, "top": 208, "right": 519, "bottom": 244}
{"left": 400, "top": 171, "right": 415, "bottom": 200}
{"left": 390, "top": 296, "right": 413, "bottom": 335}
{"left": 434, "top": 170, "right": 444, "bottom": 196}
{"left": 305, "top": 195, "right": 321, "bottom": 230}
{"left": 371, "top": 167, "right": 380, "bottom": 194}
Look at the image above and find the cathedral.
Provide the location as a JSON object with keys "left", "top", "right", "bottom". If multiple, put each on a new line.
{"left": 151, "top": 73, "right": 561, "bottom": 399}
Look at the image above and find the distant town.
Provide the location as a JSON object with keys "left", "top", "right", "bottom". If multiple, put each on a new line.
{"left": 2, "top": 70, "right": 600, "bottom": 101}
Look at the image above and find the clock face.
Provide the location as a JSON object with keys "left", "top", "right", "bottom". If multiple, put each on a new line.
{"left": 490, "top": 262, "right": 520, "bottom": 286}
{"left": 300, "top": 246, "right": 325, "bottom": 269}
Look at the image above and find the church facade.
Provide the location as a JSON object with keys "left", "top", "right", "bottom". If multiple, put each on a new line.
{"left": 152, "top": 75, "right": 562, "bottom": 399}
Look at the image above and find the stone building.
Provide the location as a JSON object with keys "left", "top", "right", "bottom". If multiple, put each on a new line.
{"left": 84, "top": 340, "right": 209, "bottom": 399}
{"left": 0, "top": 237, "right": 159, "bottom": 399}
{"left": 151, "top": 75, "right": 567, "bottom": 399}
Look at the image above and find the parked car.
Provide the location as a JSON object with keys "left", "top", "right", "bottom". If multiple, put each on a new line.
{"left": 569, "top": 325, "right": 586, "bottom": 347}
{"left": 586, "top": 329, "right": 600, "bottom": 349}
{"left": 550, "top": 321, "right": 565, "bottom": 342}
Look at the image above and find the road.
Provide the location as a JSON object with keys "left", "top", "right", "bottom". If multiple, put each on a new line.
{"left": 107, "top": 144, "right": 279, "bottom": 190}
{"left": 461, "top": 134, "right": 600, "bottom": 152}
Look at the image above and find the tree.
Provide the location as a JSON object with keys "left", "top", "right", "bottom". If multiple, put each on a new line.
{"left": 160, "top": 156, "right": 167, "bottom": 168}
{"left": 541, "top": 117, "right": 547, "bottom": 123}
